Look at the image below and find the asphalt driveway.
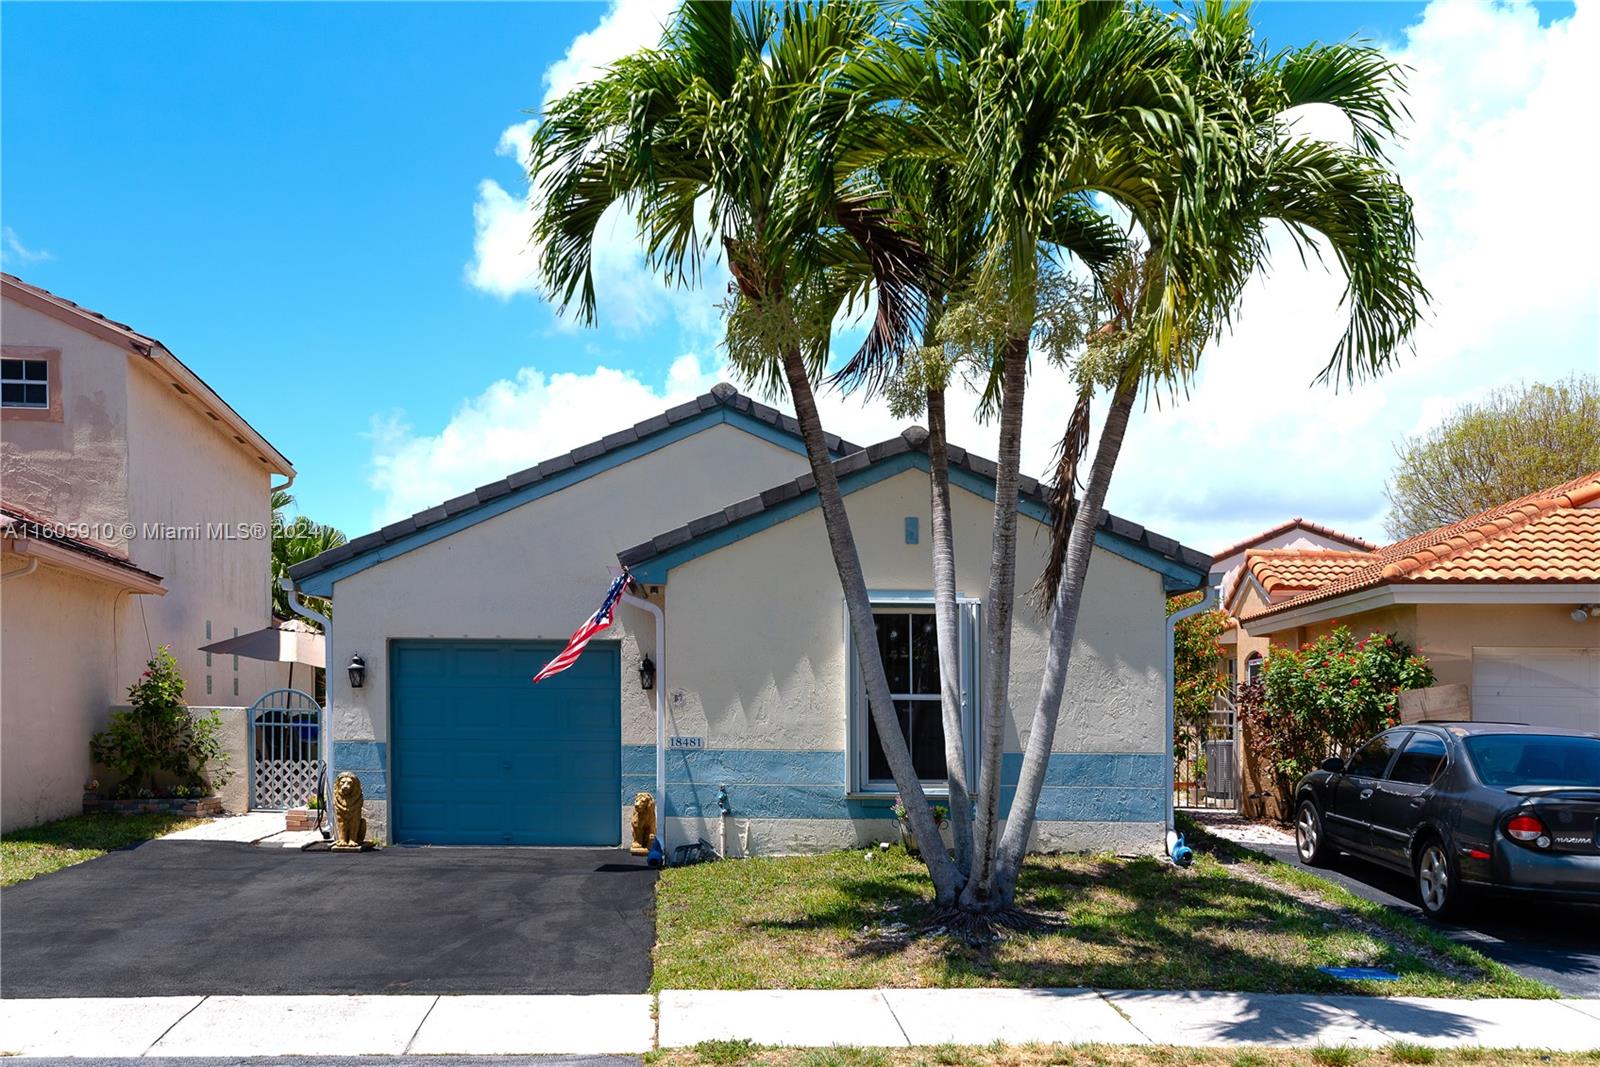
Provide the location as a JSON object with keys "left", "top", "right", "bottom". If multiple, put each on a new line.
{"left": 1246, "top": 835, "right": 1600, "bottom": 996}
{"left": 0, "top": 842, "right": 657, "bottom": 998}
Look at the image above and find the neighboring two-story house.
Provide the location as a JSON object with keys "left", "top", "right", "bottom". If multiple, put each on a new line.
{"left": 1, "top": 274, "right": 294, "bottom": 830}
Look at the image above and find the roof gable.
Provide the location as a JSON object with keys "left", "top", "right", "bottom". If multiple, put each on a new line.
{"left": 1210, "top": 518, "right": 1376, "bottom": 566}
{"left": 289, "top": 383, "right": 857, "bottom": 594}
{"left": 1242, "top": 470, "right": 1600, "bottom": 623}
{"left": 2, "top": 273, "right": 293, "bottom": 476}
{"left": 619, "top": 426, "right": 1210, "bottom": 592}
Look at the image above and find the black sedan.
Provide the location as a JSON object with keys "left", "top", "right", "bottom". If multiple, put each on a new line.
{"left": 1294, "top": 721, "right": 1600, "bottom": 918}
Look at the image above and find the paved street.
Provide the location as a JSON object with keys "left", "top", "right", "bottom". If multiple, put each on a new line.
{"left": 1190, "top": 813, "right": 1600, "bottom": 997}
{"left": 0, "top": 842, "right": 657, "bottom": 997}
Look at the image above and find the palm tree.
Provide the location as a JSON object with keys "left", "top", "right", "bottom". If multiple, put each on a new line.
{"left": 530, "top": 0, "right": 966, "bottom": 901}
{"left": 989, "top": 7, "right": 1427, "bottom": 907}
{"left": 845, "top": 0, "right": 1234, "bottom": 909}
{"left": 271, "top": 491, "right": 346, "bottom": 629}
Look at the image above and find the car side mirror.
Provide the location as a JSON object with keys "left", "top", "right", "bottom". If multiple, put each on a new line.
{"left": 1320, "top": 757, "right": 1345, "bottom": 774}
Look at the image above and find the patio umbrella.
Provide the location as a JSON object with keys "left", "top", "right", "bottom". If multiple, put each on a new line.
{"left": 199, "top": 623, "right": 325, "bottom": 690}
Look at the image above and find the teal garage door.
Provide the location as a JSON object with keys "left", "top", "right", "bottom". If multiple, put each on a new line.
{"left": 390, "top": 640, "right": 621, "bottom": 846}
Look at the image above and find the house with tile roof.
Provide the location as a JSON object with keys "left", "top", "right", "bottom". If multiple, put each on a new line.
{"left": 1, "top": 274, "right": 294, "bottom": 829}
{"left": 1218, "top": 474, "right": 1600, "bottom": 818}
{"left": 288, "top": 383, "right": 1210, "bottom": 855}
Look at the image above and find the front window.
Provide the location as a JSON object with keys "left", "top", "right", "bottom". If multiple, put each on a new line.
{"left": 1244, "top": 651, "right": 1263, "bottom": 685}
{"left": 848, "top": 597, "right": 980, "bottom": 792}
{"left": 1464, "top": 734, "right": 1600, "bottom": 788}
{"left": 1, "top": 358, "right": 49, "bottom": 408}
{"left": 868, "top": 611, "right": 946, "bottom": 782}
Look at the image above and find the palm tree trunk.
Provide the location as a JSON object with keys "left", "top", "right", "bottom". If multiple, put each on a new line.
{"left": 990, "top": 377, "right": 1139, "bottom": 905}
{"left": 778, "top": 344, "right": 963, "bottom": 903}
{"left": 962, "top": 331, "right": 1029, "bottom": 908}
{"left": 926, "top": 385, "right": 973, "bottom": 877}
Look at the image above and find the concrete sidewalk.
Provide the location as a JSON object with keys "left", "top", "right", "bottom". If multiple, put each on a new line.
{"left": 5, "top": 990, "right": 1600, "bottom": 1058}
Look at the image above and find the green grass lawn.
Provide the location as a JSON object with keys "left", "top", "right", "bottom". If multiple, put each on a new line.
{"left": 648, "top": 1042, "right": 1600, "bottom": 1067}
{"left": 1, "top": 812, "right": 206, "bottom": 887}
{"left": 653, "top": 842, "right": 1551, "bottom": 998}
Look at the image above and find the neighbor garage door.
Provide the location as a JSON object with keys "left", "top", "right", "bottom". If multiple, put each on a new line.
{"left": 1472, "top": 647, "right": 1600, "bottom": 733}
{"left": 390, "top": 640, "right": 621, "bottom": 845}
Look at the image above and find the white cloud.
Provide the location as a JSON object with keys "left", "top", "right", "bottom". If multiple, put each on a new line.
{"left": 465, "top": 0, "right": 724, "bottom": 340}
{"left": 369, "top": 354, "right": 721, "bottom": 524}
{"left": 1100, "top": 0, "right": 1599, "bottom": 554}
{"left": 412, "top": 0, "right": 1595, "bottom": 554}
{"left": 1, "top": 227, "right": 53, "bottom": 265}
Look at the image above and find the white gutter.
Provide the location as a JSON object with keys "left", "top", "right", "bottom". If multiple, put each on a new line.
{"left": 622, "top": 590, "right": 666, "bottom": 859}
{"left": 1, "top": 557, "right": 39, "bottom": 582}
{"left": 280, "top": 578, "right": 333, "bottom": 825}
{"left": 1166, "top": 585, "right": 1218, "bottom": 863}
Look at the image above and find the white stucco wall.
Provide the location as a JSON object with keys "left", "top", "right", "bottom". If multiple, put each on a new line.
{"left": 657, "top": 467, "right": 1168, "bottom": 855}
{"left": 322, "top": 422, "right": 812, "bottom": 842}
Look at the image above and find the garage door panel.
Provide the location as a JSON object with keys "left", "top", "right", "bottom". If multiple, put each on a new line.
{"left": 390, "top": 640, "right": 621, "bottom": 846}
{"left": 1473, "top": 647, "right": 1600, "bottom": 733}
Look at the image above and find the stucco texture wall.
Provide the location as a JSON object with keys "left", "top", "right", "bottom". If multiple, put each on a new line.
{"left": 657, "top": 467, "right": 1168, "bottom": 856}
{"left": 322, "top": 423, "right": 811, "bottom": 842}
{"left": 121, "top": 359, "right": 280, "bottom": 703}
{"left": 0, "top": 299, "right": 132, "bottom": 551}
{"left": 1412, "top": 603, "right": 1598, "bottom": 689}
{"left": 0, "top": 563, "right": 122, "bottom": 829}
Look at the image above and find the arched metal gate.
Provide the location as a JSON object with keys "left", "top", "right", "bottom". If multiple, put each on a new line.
{"left": 247, "top": 688, "right": 323, "bottom": 811}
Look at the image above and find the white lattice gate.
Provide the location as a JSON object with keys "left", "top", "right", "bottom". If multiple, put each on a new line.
{"left": 248, "top": 688, "right": 323, "bottom": 811}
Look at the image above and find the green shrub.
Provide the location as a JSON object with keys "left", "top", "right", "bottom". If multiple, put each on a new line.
{"left": 1239, "top": 626, "right": 1434, "bottom": 802}
{"left": 90, "top": 647, "right": 232, "bottom": 796}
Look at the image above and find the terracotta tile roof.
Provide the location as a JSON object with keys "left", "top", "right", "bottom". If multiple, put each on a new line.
{"left": 1242, "top": 471, "right": 1600, "bottom": 623}
{"left": 1210, "top": 517, "right": 1377, "bottom": 565}
{"left": 1244, "top": 548, "right": 1376, "bottom": 599}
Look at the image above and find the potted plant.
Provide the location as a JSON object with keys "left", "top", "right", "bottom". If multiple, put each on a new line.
{"left": 891, "top": 796, "right": 949, "bottom": 857}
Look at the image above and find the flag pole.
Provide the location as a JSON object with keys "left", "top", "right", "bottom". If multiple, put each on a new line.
{"left": 620, "top": 578, "right": 666, "bottom": 861}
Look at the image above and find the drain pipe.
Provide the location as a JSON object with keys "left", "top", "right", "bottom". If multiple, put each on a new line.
{"left": 622, "top": 590, "right": 666, "bottom": 860}
{"left": 281, "top": 578, "right": 333, "bottom": 830}
{"left": 1166, "top": 584, "right": 1218, "bottom": 866}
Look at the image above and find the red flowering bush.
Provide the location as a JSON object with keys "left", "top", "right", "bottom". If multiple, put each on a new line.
{"left": 1237, "top": 626, "right": 1433, "bottom": 808}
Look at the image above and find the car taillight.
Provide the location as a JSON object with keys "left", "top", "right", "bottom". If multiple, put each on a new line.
{"left": 1505, "top": 814, "right": 1549, "bottom": 846}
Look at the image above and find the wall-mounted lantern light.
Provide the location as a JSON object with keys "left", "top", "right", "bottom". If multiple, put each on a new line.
{"left": 347, "top": 653, "right": 367, "bottom": 689}
{"left": 638, "top": 654, "right": 656, "bottom": 691}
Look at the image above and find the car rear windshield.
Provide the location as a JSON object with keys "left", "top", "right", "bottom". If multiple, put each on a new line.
{"left": 1463, "top": 734, "right": 1600, "bottom": 788}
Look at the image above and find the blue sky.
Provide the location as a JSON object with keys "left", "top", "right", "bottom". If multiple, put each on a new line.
{"left": 3, "top": 1, "right": 1593, "bottom": 552}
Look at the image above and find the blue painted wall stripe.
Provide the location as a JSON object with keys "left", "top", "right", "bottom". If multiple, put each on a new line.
{"left": 621, "top": 746, "right": 1164, "bottom": 823}
{"left": 332, "top": 740, "right": 389, "bottom": 799}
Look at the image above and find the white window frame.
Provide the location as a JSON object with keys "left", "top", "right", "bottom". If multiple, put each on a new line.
{"left": 845, "top": 592, "right": 982, "bottom": 796}
{"left": 0, "top": 357, "right": 50, "bottom": 409}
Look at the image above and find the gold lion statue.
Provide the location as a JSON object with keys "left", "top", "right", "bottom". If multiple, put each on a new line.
{"left": 630, "top": 791, "right": 656, "bottom": 855}
{"left": 331, "top": 771, "right": 370, "bottom": 851}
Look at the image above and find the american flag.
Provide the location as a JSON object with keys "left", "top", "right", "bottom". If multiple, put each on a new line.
{"left": 533, "top": 571, "right": 631, "bottom": 683}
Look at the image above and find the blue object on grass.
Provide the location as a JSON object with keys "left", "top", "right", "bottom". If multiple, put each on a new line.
{"left": 1169, "top": 832, "right": 1194, "bottom": 867}
{"left": 646, "top": 837, "right": 664, "bottom": 867}
{"left": 1318, "top": 966, "right": 1400, "bottom": 981}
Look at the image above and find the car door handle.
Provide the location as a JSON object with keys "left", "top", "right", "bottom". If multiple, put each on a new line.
{"left": 1360, "top": 788, "right": 1374, "bottom": 800}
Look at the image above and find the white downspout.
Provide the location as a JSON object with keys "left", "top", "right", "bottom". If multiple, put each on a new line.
{"left": 1166, "top": 584, "right": 1218, "bottom": 864}
{"left": 622, "top": 590, "right": 666, "bottom": 859}
{"left": 280, "top": 578, "right": 332, "bottom": 828}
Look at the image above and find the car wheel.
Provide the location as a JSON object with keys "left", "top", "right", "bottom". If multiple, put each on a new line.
{"left": 1296, "top": 798, "right": 1331, "bottom": 866}
{"left": 1415, "top": 839, "right": 1461, "bottom": 920}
